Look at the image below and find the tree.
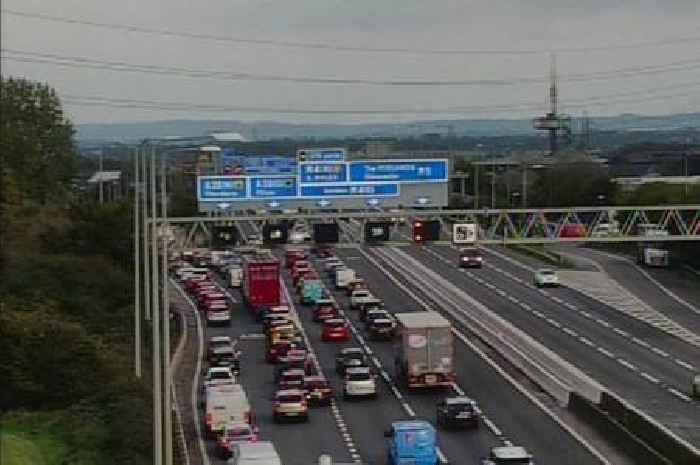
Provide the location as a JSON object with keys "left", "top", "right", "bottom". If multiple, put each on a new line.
{"left": 1, "top": 76, "right": 76, "bottom": 203}
{"left": 529, "top": 162, "right": 617, "bottom": 207}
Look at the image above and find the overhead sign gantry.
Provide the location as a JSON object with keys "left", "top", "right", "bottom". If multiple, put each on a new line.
{"left": 197, "top": 148, "right": 449, "bottom": 212}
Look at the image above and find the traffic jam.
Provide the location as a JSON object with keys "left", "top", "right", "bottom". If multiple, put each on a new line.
{"left": 172, "top": 242, "right": 535, "bottom": 465}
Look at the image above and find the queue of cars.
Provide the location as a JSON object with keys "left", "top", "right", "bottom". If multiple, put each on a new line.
{"left": 173, "top": 244, "right": 535, "bottom": 465}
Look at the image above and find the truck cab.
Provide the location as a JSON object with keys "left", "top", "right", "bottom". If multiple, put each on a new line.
{"left": 384, "top": 420, "right": 438, "bottom": 465}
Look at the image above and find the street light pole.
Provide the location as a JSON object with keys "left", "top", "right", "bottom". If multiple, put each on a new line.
{"left": 522, "top": 163, "right": 528, "bottom": 208}
{"left": 142, "top": 145, "right": 151, "bottom": 321}
{"left": 491, "top": 157, "right": 496, "bottom": 208}
{"left": 133, "top": 147, "right": 142, "bottom": 379}
{"left": 151, "top": 145, "right": 163, "bottom": 465}
{"left": 99, "top": 149, "right": 104, "bottom": 204}
{"left": 161, "top": 151, "right": 173, "bottom": 465}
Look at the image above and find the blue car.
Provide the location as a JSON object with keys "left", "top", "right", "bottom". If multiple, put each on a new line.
{"left": 384, "top": 420, "right": 438, "bottom": 465}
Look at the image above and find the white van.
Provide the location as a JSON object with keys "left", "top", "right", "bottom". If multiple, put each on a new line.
{"left": 228, "top": 266, "right": 243, "bottom": 288}
{"left": 335, "top": 268, "right": 356, "bottom": 289}
{"left": 229, "top": 441, "right": 281, "bottom": 465}
{"left": 205, "top": 384, "right": 252, "bottom": 438}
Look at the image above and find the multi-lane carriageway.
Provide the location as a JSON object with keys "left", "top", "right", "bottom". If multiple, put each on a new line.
{"left": 171, "top": 226, "right": 700, "bottom": 465}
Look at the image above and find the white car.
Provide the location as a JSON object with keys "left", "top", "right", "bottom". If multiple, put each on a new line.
{"left": 343, "top": 366, "right": 377, "bottom": 399}
{"left": 204, "top": 366, "right": 236, "bottom": 388}
{"left": 229, "top": 441, "right": 281, "bottom": 465}
{"left": 350, "top": 289, "right": 374, "bottom": 309}
{"left": 533, "top": 269, "right": 559, "bottom": 288}
{"left": 693, "top": 374, "right": 700, "bottom": 399}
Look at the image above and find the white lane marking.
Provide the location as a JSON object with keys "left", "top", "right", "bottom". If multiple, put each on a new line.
{"left": 391, "top": 386, "right": 404, "bottom": 400}
{"left": 483, "top": 417, "right": 503, "bottom": 437}
{"left": 562, "top": 327, "right": 578, "bottom": 337}
{"left": 616, "top": 358, "right": 638, "bottom": 371}
{"left": 436, "top": 447, "right": 448, "bottom": 464}
{"left": 452, "top": 383, "right": 466, "bottom": 396}
{"left": 546, "top": 318, "right": 562, "bottom": 328}
{"left": 675, "top": 359, "right": 696, "bottom": 371}
{"left": 596, "top": 347, "right": 615, "bottom": 358}
{"left": 579, "top": 337, "right": 595, "bottom": 347}
{"left": 401, "top": 402, "right": 416, "bottom": 417}
{"left": 520, "top": 303, "right": 532, "bottom": 311}
{"left": 595, "top": 319, "right": 612, "bottom": 328}
{"left": 613, "top": 328, "right": 629, "bottom": 337}
{"left": 651, "top": 347, "right": 670, "bottom": 358}
{"left": 668, "top": 388, "right": 692, "bottom": 402}
{"left": 171, "top": 280, "right": 211, "bottom": 465}
{"left": 640, "top": 372, "right": 661, "bottom": 384}
{"left": 361, "top": 248, "right": 611, "bottom": 464}
{"left": 631, "top": 337, "right": 651, "bottom": 348}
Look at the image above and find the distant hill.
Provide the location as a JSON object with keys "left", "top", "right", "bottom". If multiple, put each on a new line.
{"left": 75, "top": 113, "right": 700, "bottom": 143}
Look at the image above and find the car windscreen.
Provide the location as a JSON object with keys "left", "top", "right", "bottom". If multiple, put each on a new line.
{"left": 209, "top": 371, "right": 231, "bottom": 380}
{"left": 372, "top": 320, "right": 393, "bottom": 328}
{"left": 461, "top": 249, "right": 480, "bottom": 257}
{"left": 277, "top": 394, "right": 302, "bottom": 402}
{"left": 541, "top": 270, "right": 555, "bottom": 276}
{"left": 226, "top": 426, "right": 252, "bottom": 438}
{"left": 347, "top": 372, "right": 371, "bottom": 381}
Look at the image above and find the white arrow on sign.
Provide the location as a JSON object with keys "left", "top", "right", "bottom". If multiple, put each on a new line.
{"left": 217, "top": 202, "right": 231, "bottom": 209}
{"left": 318, "top": 199, "right": 331, "bottom": 207}
{"left": 268, "top": 201, "right": 281, "bottom": 208}
{"left": 366, "top": 198, "right": 380, "bottom": 206}
{"left": 416, "top": 197, "right": 431, "bottom": 205}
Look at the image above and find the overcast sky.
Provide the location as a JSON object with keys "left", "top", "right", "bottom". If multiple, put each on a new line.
{"left": 2, "top": 0, "right": 700, "bottom": 124}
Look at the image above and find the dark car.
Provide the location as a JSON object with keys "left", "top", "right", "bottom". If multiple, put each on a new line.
{"left": 335, "top": 348, "right": 368, "bottom": 375}
{"left": 303, "top": 376, "right": 334, "bottom": 406}
{"left": 437, "top": 396, "right": 480, "bottom": 429}
{"left": 459, "top": 247, "right": 483, "bottom": 268}
{"left": 359, "top": 299, "right": 384, "bottom": 322}
{"left": 364, "top": 309, "right": 391, "bottom": 327}
{"left": 366, "top": 318, "right": 396, "bottom": 341}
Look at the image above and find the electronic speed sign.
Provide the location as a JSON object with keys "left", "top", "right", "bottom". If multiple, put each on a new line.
{"left": 453, "top": 223, "right": 477, "bottom": 244}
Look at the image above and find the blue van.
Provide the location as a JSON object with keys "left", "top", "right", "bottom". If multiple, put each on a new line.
{"left": 385, "top": 420, "right": 438, "bottom": 465}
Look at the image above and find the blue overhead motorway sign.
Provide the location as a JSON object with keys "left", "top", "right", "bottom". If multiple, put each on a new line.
{"left": 299, "top": 162, "right": 348, "bottom": 183}
{"left": 297, "top": 147, "right": 346, "bottom": 162}
{"left": 349, "top": 159, "right": 448, "bottom": 183}
{"left": 250, "top": 176, "right": 298, "bottom": 199}
{"left": 198, "top": 176, "right": 247, "bottom": 201}
{"left": 300, "top": 183, "right": 399, "bottom": 198}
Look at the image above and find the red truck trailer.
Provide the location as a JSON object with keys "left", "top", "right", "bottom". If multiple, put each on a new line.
{"left": 242, "top": 253, "right": 281, "bottom": 315}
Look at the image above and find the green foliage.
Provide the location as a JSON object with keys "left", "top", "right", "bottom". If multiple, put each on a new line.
{"left": 617, "top": 183, "right": 700, "bottom": 206}
{"left": 528, "top": 162, "right": 618, "bottom": 207}
{"left": 1, "top": 77, "right": 151, "bottom": 465}
{"left": 1, "top": 76, "right": 76, "bottom": 203}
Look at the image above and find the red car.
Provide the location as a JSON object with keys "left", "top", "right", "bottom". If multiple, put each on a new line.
{"left": 285, "top": 251, "right": 308, "bottom": 269}
{"left": 279, "top": 350, "right": 316, "bottom": 375}
{"left": 216, "top": 421, "right": 259, "bottom": 458}
{"left": 185, "top": 278, "right": 210, "bottom": 293}
{"left": 304, "top": 376, "right": 333, "bottom": 406}
{"left": 266, "top": 341, "right": 294, "bottom": 364}
{"left": 314, "top": 304, "right": 340, "bottom": 323}
{"left": 322, "top": 319, "right": 350, "bottom": 342}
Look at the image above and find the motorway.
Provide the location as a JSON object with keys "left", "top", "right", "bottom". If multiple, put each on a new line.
{"left": 171, "top": 220, "right": 699, "bottom": 464}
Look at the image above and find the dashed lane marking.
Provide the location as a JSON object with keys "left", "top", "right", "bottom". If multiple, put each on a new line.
{"left": 640, "top": 372, "right": 661, "bottom": 384}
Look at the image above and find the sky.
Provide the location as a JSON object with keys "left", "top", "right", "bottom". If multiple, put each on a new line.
{"left": 2, "top": 0, "right": 700, "bottom": 124}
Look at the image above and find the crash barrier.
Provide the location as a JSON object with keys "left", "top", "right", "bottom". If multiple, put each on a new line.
{"left": 600, "top": 392, "right": 700, "bottom": 465}
{"left": 569, "top": 393, "right": 669, "bottom": 465}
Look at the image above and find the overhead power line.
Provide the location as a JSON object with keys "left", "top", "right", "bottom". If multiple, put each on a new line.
{"left": 4, "top": 8, "right": 700, "bottom": 56}
{"left": 3, "top": 49, "right": 700, "bottom": 87}
{"left": 59, "top": 84, "right": 700, "bottom": 116}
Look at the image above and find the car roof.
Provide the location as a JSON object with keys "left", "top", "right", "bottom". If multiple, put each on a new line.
{"left": 537, "top": 268, "right": 555, "bottom": 273}
{"left": 372, "top": 318, "right": 393, "bottom": 324}
{"left": 445, "top": 396, "right": 476, "bottom": 405}
{"left": 281, "top": 368, "right": 305, "bottom": 375}
{"left": 316, "top": 299, "right": 334, "bottom": 304}
{"left": 225, "top": 420, "right": 251, "bottom": 430}
{"left": 304, "top": 375, "right": 328, "bottom": 382}
{"left": 208, "top": 366, "right": 232, "bottom": 373}
{"left": 491, "top": 446, "right": 531, "bottom": 459}
{"left": 392, "top": 420, "right": 434, "bottom": 432}
{"left": 325, "top": 318, "right": 345, "bottom": 324}
{"left": 210, "top": 336, "right": 231, "bottom": 343}
{"left": 276, "top": 388, "right": 305, "bottom": 396}
{"left": 340, "top": 347, "right": 363, "bottom": 354}
{"left": 234, "top": 441, "right": 277, "bottom": 456}
{"left": 346, "top": 366, "right": 371, "bottom": 374}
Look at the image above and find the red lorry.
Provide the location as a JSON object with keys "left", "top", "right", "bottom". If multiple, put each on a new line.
{"left": 242, "top": 253, "right": 281, "bottom": 315}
